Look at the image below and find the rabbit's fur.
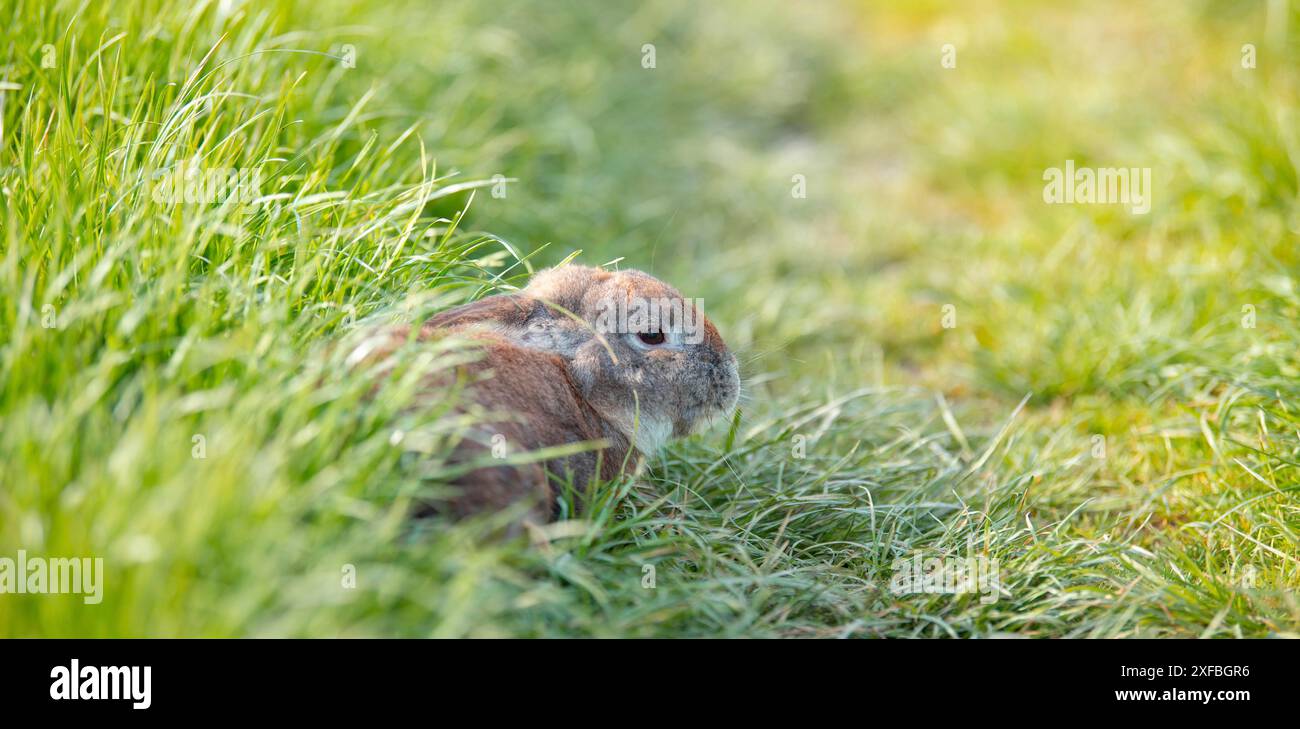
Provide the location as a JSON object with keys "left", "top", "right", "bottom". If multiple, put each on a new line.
{"left": 353, "top": 264, "right": 740, "bottom": 521}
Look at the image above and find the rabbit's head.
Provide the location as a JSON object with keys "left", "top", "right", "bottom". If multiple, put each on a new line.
{"left": 516, "top": 265, "right": 741, "bottom": 453}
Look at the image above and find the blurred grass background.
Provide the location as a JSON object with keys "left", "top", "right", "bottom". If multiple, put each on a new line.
{"left": 0, "top": 0, "right": 1297, "bottom": 636}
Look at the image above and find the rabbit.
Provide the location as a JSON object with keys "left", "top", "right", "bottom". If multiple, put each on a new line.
{"left": 348, "top": 264, "right": 741, "bottom": 523}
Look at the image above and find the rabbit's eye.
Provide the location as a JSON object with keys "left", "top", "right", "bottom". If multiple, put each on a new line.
{"left": 638, "top": 331, "right": 666, "bottom": 346}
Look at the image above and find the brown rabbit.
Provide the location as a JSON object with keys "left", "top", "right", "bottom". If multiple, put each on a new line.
{"left": 350, "top": 264, "right": 741, "bottom": 522}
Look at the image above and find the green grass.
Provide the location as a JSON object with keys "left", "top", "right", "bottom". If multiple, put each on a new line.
{"left": 1, "top": 0, "right": 1297, "bottom": 637}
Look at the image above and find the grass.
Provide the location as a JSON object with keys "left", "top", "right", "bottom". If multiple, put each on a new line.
{"left": 0, "top": 0, "right": 1297, "bottom": 637}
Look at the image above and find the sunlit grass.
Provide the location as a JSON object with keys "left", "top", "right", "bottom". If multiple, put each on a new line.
{"left": 1, "top": 0, "right": 1297, "bottom": 637}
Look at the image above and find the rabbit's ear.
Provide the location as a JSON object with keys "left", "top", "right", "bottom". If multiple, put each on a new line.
{"left": 525, "top": 265, "right": 608, "bottom": 311}
{"left": 422, "top": 294, "right": 532, "bottom": 332}
{"left": 570, "top": 338, "right": 614, "bottom": 399}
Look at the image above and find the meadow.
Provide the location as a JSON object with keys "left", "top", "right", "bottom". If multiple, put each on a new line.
{"left": 1, "top": 0, "right": 1297, "bottom": 637}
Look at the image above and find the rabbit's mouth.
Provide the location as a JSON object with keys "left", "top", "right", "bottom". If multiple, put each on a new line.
{"left": 675, "top": 361, "right": 741, "bottom": 437}
{"left": 712, "top": 354, "right": 742, "bottom": 417}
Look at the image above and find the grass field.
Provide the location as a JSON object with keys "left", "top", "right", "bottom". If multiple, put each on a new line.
{"left": 1, "top": 0, "right": 1298, "bottom": 637}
